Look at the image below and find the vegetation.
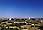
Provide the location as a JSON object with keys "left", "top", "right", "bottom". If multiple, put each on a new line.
{"left": 0, "top": 18, "right": 42, "bottom": 30}
{"left": 1, "top": 28, "right": 19, "bottom": 30}
{"left": 15, "top": 19, "right": 25, "bottom": 22}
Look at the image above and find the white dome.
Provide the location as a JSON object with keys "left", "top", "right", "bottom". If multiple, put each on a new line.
{"left": 9, "top": 18, "right": 11, "bottom": 20}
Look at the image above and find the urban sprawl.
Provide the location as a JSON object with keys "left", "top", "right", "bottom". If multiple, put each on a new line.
{"left": 0, "top": 17, "right": 43, "bottom": 30}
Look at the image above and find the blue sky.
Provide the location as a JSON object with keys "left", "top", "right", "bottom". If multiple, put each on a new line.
{"left": 0, "top": 0, "right": 43, "bottom": 17}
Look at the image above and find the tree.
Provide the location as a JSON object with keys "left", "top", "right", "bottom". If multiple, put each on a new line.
{"left": 32, "top": 21, "right": 37, "bottom": 30}
{"left": 13, "top": 28, "right": 19, "bottom": 30}
{"left": 1, "top": 24, "right": 6, "bottom": 30}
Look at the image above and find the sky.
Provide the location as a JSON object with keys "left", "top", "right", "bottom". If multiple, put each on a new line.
{"left": 0, "top": 0, "right": 43, "bottom": 17}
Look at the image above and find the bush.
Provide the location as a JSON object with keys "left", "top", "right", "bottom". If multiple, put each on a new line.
{"left": 13, "top": 28, "right": 19, "bottom": 30}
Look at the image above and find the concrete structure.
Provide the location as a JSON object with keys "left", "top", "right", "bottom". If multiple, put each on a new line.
{"left": 14, "top": 22, "right": 26, "bottom": 23}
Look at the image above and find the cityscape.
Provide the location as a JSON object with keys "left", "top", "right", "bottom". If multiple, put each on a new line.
{"left": 0, "top": 0, "right": 43, "bottom": 30}
{"left": 0, "top": 17, "right": 43, "bottom": 30}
